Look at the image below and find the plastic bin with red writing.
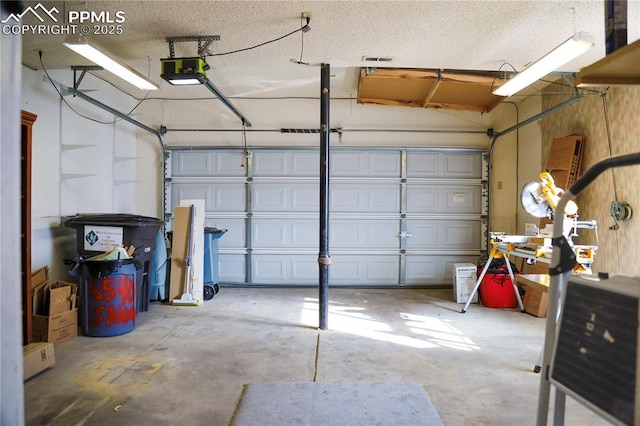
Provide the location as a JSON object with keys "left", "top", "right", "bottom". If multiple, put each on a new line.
{"left": 77, "top": 258, "right": 138, "bottom": 337}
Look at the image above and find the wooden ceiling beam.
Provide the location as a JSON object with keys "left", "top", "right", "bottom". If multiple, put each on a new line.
{"left": 422, "top": 73, "right": 443, "bottom": 108}
{"left": 357, "top": 97, "right": 423, "bottom": 108}
{"left": 357, "top": 67, "right": 507, "bottom": 113}
{"left": 424, "top": 102, "right": 488, "bottom": 112}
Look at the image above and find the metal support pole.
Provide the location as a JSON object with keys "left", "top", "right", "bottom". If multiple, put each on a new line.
{"left": 318, "top": 63, "right": 331, "bottom": 330}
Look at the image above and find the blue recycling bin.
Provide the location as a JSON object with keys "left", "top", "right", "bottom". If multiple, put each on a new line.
{"left": 203, "top": 227, "right": 226, "bottom": 300}
{"left": 77, "top": 258, "right": 138, "bottom": 337}
{"left": 149, "top": 232, "right": 168, "bottom": 301}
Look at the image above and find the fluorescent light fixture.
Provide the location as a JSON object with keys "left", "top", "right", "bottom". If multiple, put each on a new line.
{"left": 493, "top": 32, "right": 594, "bottom": 97}
{"left": 63, "top": 35, "right": 159, "bottom": 90}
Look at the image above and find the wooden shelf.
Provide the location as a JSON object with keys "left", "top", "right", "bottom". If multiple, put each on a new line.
{"left": 576, "top": 39, "right": 640, "bottom": 87}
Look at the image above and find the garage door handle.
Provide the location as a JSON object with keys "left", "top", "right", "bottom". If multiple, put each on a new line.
{"left": 398, "top": 231, "right": 412, "bottom": 239}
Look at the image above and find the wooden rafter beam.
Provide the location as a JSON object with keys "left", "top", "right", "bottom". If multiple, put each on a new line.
{"left": 422, "top": 72, "right": 443, "bottom": 108}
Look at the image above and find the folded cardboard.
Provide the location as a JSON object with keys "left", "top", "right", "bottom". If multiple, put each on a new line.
{"left": 31, "top": 266, "right": 78, "bottom": 344}
{"left": 31, "top": 266, "right": 49, "bottom": 316}
{"left": 452, "top": 263, "right": 478, "bottom": 304}
{"left": 31, "top": 266, "right": 48, "bottom": 288}
{"left": 545, "top": 134, "right": 585, "bottom": 190}
{"left": 23, "top": 342, "right": 55, "bottom": 380}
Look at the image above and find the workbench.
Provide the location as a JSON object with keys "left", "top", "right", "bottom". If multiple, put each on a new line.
{"left": 515, "top": 274, "right": 550, "bottom": 292}
{"left": 461, "top": 233, "right": 595, "bottom": 314}
{"left": 460, "top": 243, "right": 530, "bottom": 313}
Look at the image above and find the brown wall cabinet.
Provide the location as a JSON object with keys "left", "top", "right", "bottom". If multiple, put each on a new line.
{"left": 21, "top": 110, "right": 36, "bottom": 345}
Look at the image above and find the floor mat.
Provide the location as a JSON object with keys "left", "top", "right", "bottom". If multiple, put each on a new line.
{"left": 230, "top": 381, "right": 444, "bottom": 426}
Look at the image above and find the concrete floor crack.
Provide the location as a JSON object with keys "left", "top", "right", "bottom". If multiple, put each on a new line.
{"left": 313, "top": 332, "right": 320, "bottom": 382}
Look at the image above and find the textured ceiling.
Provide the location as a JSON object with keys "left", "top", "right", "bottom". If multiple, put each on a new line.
{"left": 13, "top": 1, "right": 639, "bottom": 99}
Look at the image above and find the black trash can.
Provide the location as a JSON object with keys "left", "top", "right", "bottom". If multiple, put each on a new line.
{"left": 64, "top": 214, "right": 163, "bottom": 313}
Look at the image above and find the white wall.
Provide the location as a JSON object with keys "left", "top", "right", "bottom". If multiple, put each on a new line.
{"left": 21, "top": 66, "right": 144, "bottom": 280}
{"left": 516, "top": 96, "right": 543, "bottom": 234}
{"left": 485, "top": 96, "right": 543, "bottom": 236}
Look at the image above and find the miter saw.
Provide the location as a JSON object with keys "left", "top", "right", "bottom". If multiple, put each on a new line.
{"left": 521, "top": 172, "right": 578, "bottom": 220}
{"left": 520, "top": 172, "right": 598, "bottom": 271}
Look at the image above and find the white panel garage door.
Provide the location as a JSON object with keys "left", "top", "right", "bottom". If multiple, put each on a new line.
{"left": 167, "top": 147, "right": 486, "bottom": 287}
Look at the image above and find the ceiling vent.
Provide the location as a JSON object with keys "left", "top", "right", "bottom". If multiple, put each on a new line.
{"left": 362, "top": 56, "right": 393, "bottom": 62}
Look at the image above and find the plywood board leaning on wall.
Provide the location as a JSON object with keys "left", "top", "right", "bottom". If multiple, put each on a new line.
{"left": 540, "top": 134, "right": 585, "bottom": 230}
{"left": 180, "top": 200, "right": 205, "bottom": 302}
{"left": 169, "top": 201, "right": 205, "bottom": 304}
{"left": 546, "top": 134, "right": 585, "bottom": 190}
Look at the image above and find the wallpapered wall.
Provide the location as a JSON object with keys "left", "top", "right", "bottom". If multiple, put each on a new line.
{"left": 540, "top": 84, "right": 640, "bottom": 275}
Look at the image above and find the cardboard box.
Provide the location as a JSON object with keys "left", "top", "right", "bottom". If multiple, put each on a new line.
{"left": 545, "top": 135, "right": 585, "bottom": 190}
{"left": 23, "top": 342, "right": 55, "bottom": 380}
{"left": 32, "top": 309, "right": 78, "bottom": 344}
{"left": 523, "top": 286, "right": 548, "bottom": 317}
{"left": 452, "top": 263, "right": 478, "bottom": 303}
{"left": 31, "top": 267, "right": 78, "bottom": 344}
{"left": 524, "top": 261, "right": 549, "bottom": 275}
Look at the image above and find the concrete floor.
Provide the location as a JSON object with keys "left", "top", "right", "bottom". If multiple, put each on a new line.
{"left": 24, "top": 287, "right": 607, "bottom": 425}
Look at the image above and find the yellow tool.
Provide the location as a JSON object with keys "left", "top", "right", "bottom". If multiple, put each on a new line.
{"left": 538, "top": 172, "right": 578, "bottom": 216}
{"left": 520, "top": 172, "right": 578, "bottom": 218}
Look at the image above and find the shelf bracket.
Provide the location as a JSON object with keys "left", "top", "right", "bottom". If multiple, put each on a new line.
{"left": 71, "top": 65, "right": 103, "bottom": 91}
{"left": 165, "top": 36, "right": 221, "bottom": 58}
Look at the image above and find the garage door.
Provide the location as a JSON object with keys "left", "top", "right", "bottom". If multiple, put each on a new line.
{"left": 167, "top": 147, "right": 486, "bottom": 287}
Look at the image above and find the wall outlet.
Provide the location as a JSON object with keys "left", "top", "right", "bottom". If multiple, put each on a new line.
{"left": 302, "top": 12, "right": 312, "bottom": 20}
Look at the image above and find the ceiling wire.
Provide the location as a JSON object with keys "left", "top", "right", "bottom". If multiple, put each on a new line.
{"left": 491, "top": 62, "right": 518, "bottom": 93}
{"left": 40, "top": 51, "right": 150, "bottom": 125}
{"left": 600, "top": 90, "right": 620, "bottom": 200}
{"left": 39, "top": 51, "right": 115, "bottom": 125}
{"left": 206, "top": 24, "right": 310, "bottom": 58}
{"left": 290, "top": 16, "right": 310, "bottom": 65}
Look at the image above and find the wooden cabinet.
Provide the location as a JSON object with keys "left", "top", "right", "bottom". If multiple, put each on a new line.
{"left": 21, "top": 110, "right": 36, "bottom": 345}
